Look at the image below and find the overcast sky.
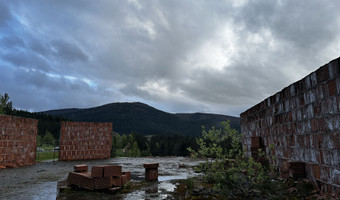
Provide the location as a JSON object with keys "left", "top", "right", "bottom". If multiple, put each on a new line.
{"left": 1, "top": 1, "right": 340, "bottom": 116}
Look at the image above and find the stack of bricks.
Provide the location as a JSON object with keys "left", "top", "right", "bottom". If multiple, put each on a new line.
{"left": 241, "top": 57, "right": 340, "bottom": 195}
{"left": 0, "top": 115, "right": 38, "bottom": 168}
{"left": 59, "top": 121, "right": 112, "bottom": 161}
{"left": 67, "top": 164, "right": 131, "bottom": 190}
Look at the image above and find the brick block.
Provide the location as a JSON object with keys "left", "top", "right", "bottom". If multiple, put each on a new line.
{"left": 91, "top": 166, "right": 104, "bottom": 178}
{"left": 316, "top": 65, "right": 330, "bottom": 84}
{"left": 121, "top": 174, "right": 129, "bottom": 185}
{"left": 320, "top": 167, "right": 330, "bottom": 183}
{"left": 328, "top": 79, "right": 337, "bottom": 96}
{"left": 251, "top": 137, "right": 263, "bottom": 147}
{"left": 145, "top": 168, "right": 158, "bottom": 181}
{"left": 143, "top": 163, "right": 159, "bottom": 169}
{"left": 104, "top": 165, "right": 122, "bottom": 177}
{"left": 122, "top": 171, "right": 131, "bottom": 181}
{"left": 110, "top": 176, "right": 122, "bottom": 187}
{"left": 74, "top": 164, "right": 88, "bottom": 173}
{"left": 93, "top": 177, "right": 111, "bottom": 190}
{"left": 67, "top": 172, "right": 95, "bottom": 191}
{"left": 289, "top": 162, "right": 306, "bottom": 178}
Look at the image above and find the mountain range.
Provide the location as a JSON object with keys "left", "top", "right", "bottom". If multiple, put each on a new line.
{"left": 44, "top": 102, "right": 240, "bottom": 136}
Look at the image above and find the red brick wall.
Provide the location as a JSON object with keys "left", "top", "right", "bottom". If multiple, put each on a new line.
{"left": 59, "top": 121, "right": 112, "bottom": 161}
{"left": 0, "top": 115, "right": 38, "bottom": 168}
{"left": 241, "top": 57, "right": 340, "bottom": 194}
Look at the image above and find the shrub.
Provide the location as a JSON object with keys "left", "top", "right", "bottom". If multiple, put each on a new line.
{"left": 188, "top": 121, "right": 279, "bottom": 199}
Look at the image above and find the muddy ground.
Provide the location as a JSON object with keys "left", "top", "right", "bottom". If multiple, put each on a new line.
{"left": 0, "top": 157, "right": 203, "bottom": 200}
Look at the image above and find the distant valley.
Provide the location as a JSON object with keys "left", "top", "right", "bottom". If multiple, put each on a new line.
{"left": 44, "top": 102, "right": 240, "bottom": 136}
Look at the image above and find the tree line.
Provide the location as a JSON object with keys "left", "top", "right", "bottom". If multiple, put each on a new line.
{"left": 111, "top": 133, "right": 198, "bottom": 157}
{"left": 1, "top": 92, "right": 200, "bottom": 156}
{"left": 0, "top": 92, "right": 68, "bottom": 146}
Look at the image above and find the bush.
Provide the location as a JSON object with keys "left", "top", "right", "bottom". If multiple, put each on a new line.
{"left": 42, "top": 131, "right": 56, "bottom": 146}
{"left": 188, "top": 121, "right": 279, "bottom": 199}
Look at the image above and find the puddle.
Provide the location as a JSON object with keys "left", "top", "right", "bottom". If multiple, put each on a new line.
{"left": 0, "top": 157, "right": 204, "bottom": 200}
{"left": 158, "top": 175, "right": 187, "bottom": 181}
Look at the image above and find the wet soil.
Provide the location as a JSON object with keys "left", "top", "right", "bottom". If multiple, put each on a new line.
{"left": 0, "top": 157, "right": 203, "bottom": 200}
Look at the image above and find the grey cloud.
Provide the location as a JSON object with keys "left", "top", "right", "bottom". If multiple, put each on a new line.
{"left": 0, "top": 36, "right": 25, "bottom": 48}
{"left": 2, "top": 50, "right": 51, "bottom": 72}
{"left": 51, "top": 40, "right": 88, "bottom": 62}
{"left": 1, "top": 0, "right": 340, "bottom": 116}
{"left": 0, "top": 2, "right": 11, "bottom": 25}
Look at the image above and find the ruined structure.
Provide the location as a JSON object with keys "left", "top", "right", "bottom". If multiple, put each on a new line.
{"left": 0, "top": 115, "right": 38, "bottom": 168}
{"left": 241, "top": 57, "right": 340, "bottom": 194}
{"left": 59, "top": 121, "right": 113, "bottom": 161}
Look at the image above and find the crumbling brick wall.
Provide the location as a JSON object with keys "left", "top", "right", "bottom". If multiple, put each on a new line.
{"left": 59, "top": 121, "right": 112, "bottom": 161}
{"left": 241, "top": 57, "right": 340, "bottom": 194}
{"left": 0, "top": 115, "right": 38, "bottom": 168}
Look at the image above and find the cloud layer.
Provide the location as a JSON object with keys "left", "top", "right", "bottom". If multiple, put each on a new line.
{"left": 1, "top": 0, "right": 340, "bottom": 116}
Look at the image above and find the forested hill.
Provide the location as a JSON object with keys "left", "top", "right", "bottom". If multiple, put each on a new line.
{"left": 44, "top": 102, "right": 240, "bottom": 136}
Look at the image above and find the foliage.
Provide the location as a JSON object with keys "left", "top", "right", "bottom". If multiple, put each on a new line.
{"left": 0, "top": 93, "right": 13, "bottom": 114}
{"left": 188, "top": 121, "right": 279, "bottom": 199}
{"left": 188, "top": 121, "right": 240, "bottom": 159}
{"left": 128, "top": 141, "right": 141, "bottom": 157}
{"left": 42, "top": 131, "right": 56, "bottom": 146}
{"left": 36, "top": 135, "right": 42, "bottom": 147}
{"left": 150, "top": 134, "right": 197, "bottom": 156}
{"left": 111, "top": 133, "right": 198, "bottom": 157}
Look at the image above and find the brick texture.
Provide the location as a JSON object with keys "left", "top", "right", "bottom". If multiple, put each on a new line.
{"left": 144, "top": 163, "right": 159, "bottom": 181}
{"left": 59, "top": 121, "right": 112, "bottom": 161}
{"left": 241, "top": 57, "right": 340, "bottom": 196}
{"left": 0, "top": 115, "right": 38, "bottom": 168}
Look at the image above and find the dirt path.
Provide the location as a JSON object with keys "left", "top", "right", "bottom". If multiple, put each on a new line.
{"left": 0, "top": 157, "right": 202, "bottom": 200}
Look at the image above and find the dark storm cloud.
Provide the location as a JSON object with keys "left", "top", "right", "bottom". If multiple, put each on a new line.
{"left": 1, "top": 0, "right": 340, "bottom": 115}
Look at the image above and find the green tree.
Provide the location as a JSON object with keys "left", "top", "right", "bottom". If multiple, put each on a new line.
{"left": 0, "top": 93, "right": 13, "bottom": 114}
{"left": 42, "top": 131, "right": 56, "bottom": 146}
{"left": 128, "top": 141, "right": 141, "bottom": 157}
{"left": 36, "top": 135, "right": 42, "bottom": 147}
{"left": 188, "top": 121, "right": 277, "bottom": 199}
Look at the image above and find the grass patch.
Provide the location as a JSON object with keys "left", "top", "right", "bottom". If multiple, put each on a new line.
{"left": 40, "top": 145, "right": 55, "bottom": 151}
{"left": 36, "top": 151, "right": 58, "bottom": 162}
